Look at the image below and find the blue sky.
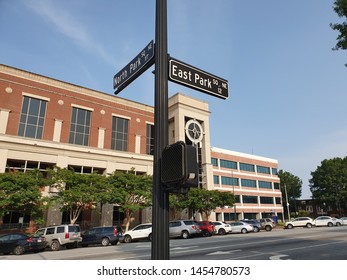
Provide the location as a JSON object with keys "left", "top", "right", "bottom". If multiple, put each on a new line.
{"left": 0, "top": 0, "right": 346, "bottom": 199}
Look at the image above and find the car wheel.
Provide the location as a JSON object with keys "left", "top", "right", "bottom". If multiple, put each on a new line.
{"left": 306, "top": 223, "right": 312, "bottom": 228}
{"left": 253, "top": 227, "right": 260, "bottom": 232}
{"left": 101, "top": 237, "right": 110, "bottom": 246}
{"left": 13, "top": 245, "right": 24, "bottom": 255}
{"left": 218, "top": 228, "right": 226, "bottom": 235}
{"left": 111, "top": 240, "right": 119, "bottom": 246}
{"left": 148, "top": 233, "right": 153, "bottom": 242}
{"left": 287, "top": 224, "right": 293, "bottom": 229}
{"left": 328, "top": 222, "right": 333, "bottom": 227}
{"left": 50, "top": 240, "right": 60, "bottom": 251}
{"left": 336, "top": 222, "right": 341, "bottom": 226}
{"left": 181, "top": 230, "right": 189, "bottom": 239}
{"left": 265, "top": 225, "right": 272, "bottom": 231}
{"left": 241, "top": 228, "right": 247, "bottom": 234}
{"left": 124, "top": 235, "right": 132, "bottom": 243}
{"left": 202, "top": 230, "right": 210, "bottom": 237}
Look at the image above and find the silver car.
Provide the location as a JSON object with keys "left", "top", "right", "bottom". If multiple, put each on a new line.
{"left": 169, "top": 220, "right": 200, "bottom": 239}
{"left": 229, "top": 221, "right": 254, "bottom": 234}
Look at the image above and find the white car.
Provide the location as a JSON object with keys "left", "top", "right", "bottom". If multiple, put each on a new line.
{"left": 340, "top": 217, "right": 347, "bottom": 225}
{"left": 285, "top": 217, "right": 314, "bottom": 229}
{"left": 229, "top": 221, "right": 254, "bottom": 234}
{"left": 212, "top": 221, "right": 232, "bottom": 235}
{"left": 313, "top": 216, "right": 341, "bottom": 227}
{"left": 121, "top": 223, "right": 152, "bottom": 243}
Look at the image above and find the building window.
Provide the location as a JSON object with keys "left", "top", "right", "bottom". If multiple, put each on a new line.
{"left": 18, "top": 96, "right": 47, "bottom": 139}
{"left": 69, "top": 107, "right": 91, "bottom": 146}
{"left": 68, "top": 165, "right": 105, "bottom": 174}
{"left": 275, "top": 197, "right": 281, "bottom": 204}
{"left": 211, "top": 158, "right": 218, "bottom": 167}
{"left": 241, "top": 178, "right": 256, "bottom": 188}
{"left": 260, "top": 196, "right": 274, "bottom": 204}
{"left": 274, "top": 182, "right": 280, "bottom": 190}
{"left": 239, "top": 162, "right": 255, "bottom": 172}
{"left": 146, "top": 124, "right": 154, "bottom": 155}
{"left": 272, "top": 168, "right": 278, "bottom": 175}
{"left": 213, "top": 175, "right": 219, "bottom": 184}
{"left": 257, "top": 165, "right": 270, "bottom": 174}
{"left": 111, "top": 116, "right": 128, "bottom": 151}
{"left": 5, "top": 159, "right": 54, "bottom": 178}
{"left": 258, "top": 181, "right": 272, "bottom": 189}
{"left": 220, "top": 159, "right": 237, "bottom": 169}
{"left": 242, "top": 195, "right": 258, "bottom": 204}
{"left": 221, "top": 176, "right": 239, "bottom": 186}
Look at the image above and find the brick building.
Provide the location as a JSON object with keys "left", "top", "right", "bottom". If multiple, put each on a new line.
{"left": 0, "top": 64, "right": 283, "bottom": 228}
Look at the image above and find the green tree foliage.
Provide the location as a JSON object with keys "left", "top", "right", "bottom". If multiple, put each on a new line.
{"left": 309, "top": 157, "right": 347, "bottom": 215}
{"left": 278, "top": 170, "right": 302, "bottom": 214}
{"left": 176, "top": 188, "right": 235, "bottom": 220}
{"left": 331, "top": 0, "right": 347, "bottom": 65}
{"left": 106, "top": 170, "right": 152, "bottom": 231}
{"left": 48, "top": 167, "right": 107, "bottom": 224}
{"left": 0, "top": 170, "right": 46, "bottom": 219}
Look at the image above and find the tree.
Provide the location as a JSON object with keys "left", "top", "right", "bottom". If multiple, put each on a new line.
{"left": 106, "top": 170, "right": 152, "bottom": 231}
{"left": 331, "top": 0, "right": 347, "bottom": 66}
{"left": 183, "top": 188, "right": 235, "bottom": 220}
{"left": 278, "top": 170, "right": 302, "bottom": 215}
{"left": 309, "top": 157, "right": 347, "bottom": 216}
{"left": 48, "top": 167, "right": 107, "bottom": 224}
{"left": 0, "top": 169, "right": 46, "bottom": 224}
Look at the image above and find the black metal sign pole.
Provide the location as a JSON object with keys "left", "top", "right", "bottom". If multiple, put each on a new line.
{"left": 152, "top": 0, "right": 169, "bottom": 260}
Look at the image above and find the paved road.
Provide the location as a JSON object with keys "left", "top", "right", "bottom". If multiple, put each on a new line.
{"left": 2, "top": 226, "right": 347, "bottom": 260}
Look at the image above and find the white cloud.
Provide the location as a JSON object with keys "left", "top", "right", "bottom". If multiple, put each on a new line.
{"left": 24, "top": 0, "right": 114, "bottom": 65}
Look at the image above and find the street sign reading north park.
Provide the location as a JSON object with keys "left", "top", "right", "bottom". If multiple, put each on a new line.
{"left": 113, "top": 40, "right": 155, "bottom": 94}
{"left": 168, "top": 58, "right": 229, "bottom": 99}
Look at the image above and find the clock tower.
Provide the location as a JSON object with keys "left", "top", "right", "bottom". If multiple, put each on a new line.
{"left": 168, "top": 93, "right": 214, "bottom": 190}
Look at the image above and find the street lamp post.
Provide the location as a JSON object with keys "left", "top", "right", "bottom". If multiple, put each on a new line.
{"left": 284, "top": 184, "right": 291, "bottom": 221}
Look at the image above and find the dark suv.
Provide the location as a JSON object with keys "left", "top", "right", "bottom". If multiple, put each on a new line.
{"left": 80, "top": 226, "right": 122, "bottom": 247}
{"left": 196, "top": 221, "right": 215, "bottom": 237}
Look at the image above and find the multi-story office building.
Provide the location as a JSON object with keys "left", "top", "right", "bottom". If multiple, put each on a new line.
{"left": 211, "top": 147, "right": 282, "bottom": 221}
{"left": 0, "top": 64, "right": 283, "bottom": 228}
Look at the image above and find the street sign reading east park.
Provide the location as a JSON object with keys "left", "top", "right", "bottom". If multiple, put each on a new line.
{"left": 113, "top": 40, "right": 155, "bottom": 94}
{"left": 168, "top": 58, "right": 229, "bottom": 99}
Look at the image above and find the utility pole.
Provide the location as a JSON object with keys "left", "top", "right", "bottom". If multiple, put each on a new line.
{"left": 151, "top": 0, "right": 169, "bottom": 260}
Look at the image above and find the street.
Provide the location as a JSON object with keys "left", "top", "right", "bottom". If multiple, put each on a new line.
{"left": 2, "top": 225, "right": 347, "bottom": 260}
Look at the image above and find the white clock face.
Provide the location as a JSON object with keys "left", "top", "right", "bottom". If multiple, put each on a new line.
{"left": 185, "top": 119, "right": 203, "bottom": 143}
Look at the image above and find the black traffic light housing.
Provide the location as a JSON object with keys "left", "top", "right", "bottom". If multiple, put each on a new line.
{"left": 161, "top": 141, "right": 199, "bottom": 193}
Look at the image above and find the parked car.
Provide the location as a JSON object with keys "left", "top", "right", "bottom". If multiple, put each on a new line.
{"left": 340, "top": 217, "right": 347, "bottom": 225}
{"left": 35, "top": 224, "right": 82, "bottom": 251}
{"left": 229, "top": 221, "right": 254, "bottom": 234}
{"left": 212, "top": 221, "right": 232, "bottom": 235}
{"left": 313, "top": 216, "right": 339, "bottom": 227}
{"left": 258, "top": 218, "right": 276, "bottom": 231}
{"left": 333, "top": 217, "right": 343, "bottom": 226}
{"left": 80, "top": 226, "right": 122, "bottom": 247}
{"left": 241, "top": 219, "right": 261, "bottom": 232}
{"left": 121, "top": 223, "right": 152, "bottom": 243}
{"left": 169, "top": 220, "right": 200, "bottom": 239}
{"left": 0, "top": 232, "right": 47, "bottom": 255}
{"left": 196, "top": 221, "right": 215, "bottom": 237}
{"left": 285, "top": 217, "right": 314, "bottom": 229}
